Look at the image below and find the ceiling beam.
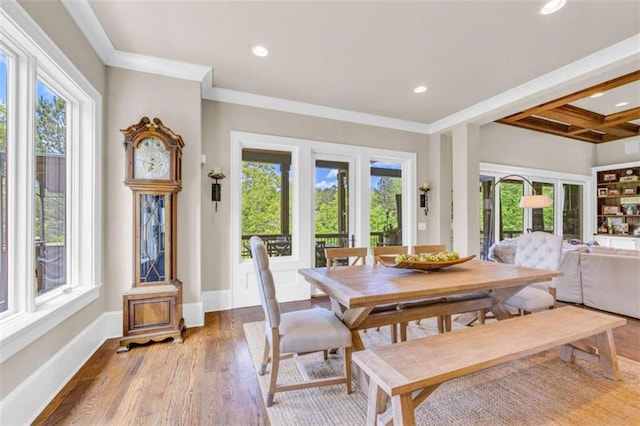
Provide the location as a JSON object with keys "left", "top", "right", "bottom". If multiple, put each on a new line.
{"left": 497, "top": 116, "right": 604, "bottom": 143}
{"left": 501, "top": 71, "right": 640, "bottom": 123}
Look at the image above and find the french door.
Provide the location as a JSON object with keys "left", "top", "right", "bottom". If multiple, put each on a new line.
{"left": 480, "top": 165, "right": 589, "bottom": 259}
{"left": 230, "top": 132, "right": 416, "bottom": 308}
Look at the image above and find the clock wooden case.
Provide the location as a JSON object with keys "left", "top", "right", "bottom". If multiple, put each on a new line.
{"left": 118, "top": 117, "right": 186, "bottom": 352}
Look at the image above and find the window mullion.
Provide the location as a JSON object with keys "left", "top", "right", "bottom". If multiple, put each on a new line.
{"left": 10, "top": 52, "right": 37, "bottom": 312}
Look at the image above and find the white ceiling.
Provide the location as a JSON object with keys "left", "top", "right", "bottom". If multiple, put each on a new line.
{"left": 71, "top": 1, "right": 640, "bottom": 132}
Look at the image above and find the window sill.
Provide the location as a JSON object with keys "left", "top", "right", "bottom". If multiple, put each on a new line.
{"left": 0, "top": 285, "right": 101, "bottom": 363}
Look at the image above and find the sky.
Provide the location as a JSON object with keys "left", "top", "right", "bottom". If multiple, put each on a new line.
{"left": 0, "top": 51, "right": 58, "bottom": 105}
{"left": 0, "top": 52, "right": 6, "bottom": 103}
{"left": 315, "top": 161, "right": 401, "bottom": 190}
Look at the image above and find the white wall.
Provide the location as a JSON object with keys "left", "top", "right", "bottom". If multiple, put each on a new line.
{"left": 479, "top": 123, "right": 596, "bottom": 175}
{"left": 596, "top": 137, "right": 640, "bottom": 166}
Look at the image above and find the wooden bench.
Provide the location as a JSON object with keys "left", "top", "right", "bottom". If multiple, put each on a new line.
{"left": 352, "top": 306, "right": 626, "bottom": 426}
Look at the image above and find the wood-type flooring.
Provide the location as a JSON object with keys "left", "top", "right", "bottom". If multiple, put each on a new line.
{"left": 33, "top": 298, "right": 639, "bottom": 425}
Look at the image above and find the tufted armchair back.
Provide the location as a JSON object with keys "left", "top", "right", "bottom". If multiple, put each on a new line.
{"left": 249, "top": 236, "right": 281, "bottom": 329}
{"left": 514, "top": 232, "right": 562, "bottom": 272}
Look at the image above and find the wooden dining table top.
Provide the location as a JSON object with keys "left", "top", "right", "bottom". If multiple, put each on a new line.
{"left": 298, "top": 260, "right": 563, "bottom": 309}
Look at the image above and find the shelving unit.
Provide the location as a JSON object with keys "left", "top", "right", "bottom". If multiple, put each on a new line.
{"left": 592, "top": 161, "right": 640, "bottom": 248}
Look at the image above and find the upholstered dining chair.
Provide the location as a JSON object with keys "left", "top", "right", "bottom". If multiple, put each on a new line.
{"left": 412, "top": 244, "right": 446, "bottom": 255}
{"left": 249, "top": 236, "right": 352, "bottom": 407}
{"left": 504, "top": 231, "right": 563, "bottom": 314}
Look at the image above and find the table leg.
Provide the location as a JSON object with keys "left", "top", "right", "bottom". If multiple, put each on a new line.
{"left": 595, "top": 330, "right": 622, "bottom": 380}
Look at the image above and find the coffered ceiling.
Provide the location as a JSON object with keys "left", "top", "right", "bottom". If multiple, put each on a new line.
{"left": 497, "top": 71, "right": 640, "bottom": 144}
{"left": 57, "top": 1, "right": 640, "bottom": 139}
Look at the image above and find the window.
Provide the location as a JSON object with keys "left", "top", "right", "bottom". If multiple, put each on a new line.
{"left": 35, "top": 80, "right": 67, "bottom": 297}
{"left": 241, "top": 148, "right": 293, "bottom": 258}
{"left": 0, "top": 5, "right": 101, "bottom": 361}
{"left": 480, "top": 163, "right": 589, "bottom": 259}
{"left": 370, "top": 161, "right": 402, "bottom": 247}
{"left": 0, "top": 49, "right": 7, "bottom": 312}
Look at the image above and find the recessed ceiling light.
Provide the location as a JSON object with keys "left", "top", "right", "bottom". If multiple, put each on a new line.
{"left": 252, "top": 45, "right": 269, "bottom": 57}
{"left": 540, "top": 0, "right": 566, "bottom": 15}
{"left": 590, "top": 92, "right": 604, "bottom": 98}
{"left": 615, "top": 102, "right": 629, "bottom": 107}
{"left": 413, "top": 85, "right": 427, "bottom": 94}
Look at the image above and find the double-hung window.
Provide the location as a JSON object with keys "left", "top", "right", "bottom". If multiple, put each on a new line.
{"left": 0, "top": 4, "right": 101, "bottom": 361}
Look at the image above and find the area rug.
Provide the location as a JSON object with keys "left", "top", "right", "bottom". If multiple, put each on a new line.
{"left": 243, "top": 317, "right": 640, "bottom": 425}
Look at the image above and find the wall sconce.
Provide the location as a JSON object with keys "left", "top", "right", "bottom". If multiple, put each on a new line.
{"left": 208, "top": 167, "right": 226, "bottom": 212}
{"left": 419, "top": 182, "right": 431, "bottom": 216}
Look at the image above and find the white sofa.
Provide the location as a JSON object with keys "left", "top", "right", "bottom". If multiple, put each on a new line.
{"left": 488, "top": 240, "right": 640, "bottom": 319}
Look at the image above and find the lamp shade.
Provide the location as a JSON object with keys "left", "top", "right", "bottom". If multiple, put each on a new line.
{"left": 519, "top": 194, "right": 552, "bottom": 208}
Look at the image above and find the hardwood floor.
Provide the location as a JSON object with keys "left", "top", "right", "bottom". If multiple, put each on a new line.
{"left": 33, "top": 298, "right": 639, "bottom": 425}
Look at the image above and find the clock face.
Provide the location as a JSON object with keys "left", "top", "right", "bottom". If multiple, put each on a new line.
{"left": 134, "top": 137, "right": 170, "bottom": 180}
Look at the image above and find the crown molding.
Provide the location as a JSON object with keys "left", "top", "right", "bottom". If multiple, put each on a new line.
{"left": 60, "top": 0, "right": 113, "bottom": 64}
{"left": 202, "top": 86, "right": 431, "bottom": 133}
{"left": 61, "top": 0, "right": 639, "bottom": 137}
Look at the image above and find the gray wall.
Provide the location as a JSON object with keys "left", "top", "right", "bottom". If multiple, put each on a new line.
{"left": 105, "top": 68, "right": 202, "bottom": 311}
{"left": 596, "top": 137, "right": 640, "bottom": 166}
{"left": 479, "top": 123, "right": 596, "bottom": 175}
{"left": 200, "top": 101, "right": 428, "bottom": 292}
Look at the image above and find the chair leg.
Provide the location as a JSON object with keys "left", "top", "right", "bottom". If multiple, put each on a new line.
{"left": 391, "top": 324, "right": 398, "bottom": 343}
{"left": 343, "top": 346, "right": 352, "bottom": 394}
{"left": 478, "top": 309, "right": 486, "bottom": 325}
{"left": 437, "top": 316, "right": 444, "bottom": 334}
{"left": 259, "top": 336, "right": 270, "bottom": 375}
{"left": 323, "top": 350, "right": 328, "bottom": 360}
{"left": 266, "top": 334, "right": 280, "bottom": 407}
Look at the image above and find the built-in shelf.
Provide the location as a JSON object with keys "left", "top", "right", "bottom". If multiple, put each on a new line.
{"left": 593, "top": 162, "right": 640, "bottom": 244}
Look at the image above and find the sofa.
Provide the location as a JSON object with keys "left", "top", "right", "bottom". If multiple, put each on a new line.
{"left": 488, "top": 239, "right": 640, "bottom": 319}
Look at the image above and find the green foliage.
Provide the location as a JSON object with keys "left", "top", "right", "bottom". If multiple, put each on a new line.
{"left": 36, "top": 96, "right": 66, "bottom": 154}
{"left": 315, "top": 187, "right": 339, "bottom": 233}
{"left": 33, "top": 94, "right": 67, "bottom": 244}
{"left": 500, "top": 183, "right": 523, "bottom": 231}
{"left": 242, "top": 162, "right": 284, "bottom": 235}
{"left": 370, "top": 177, "right": 401, "bottom": 232}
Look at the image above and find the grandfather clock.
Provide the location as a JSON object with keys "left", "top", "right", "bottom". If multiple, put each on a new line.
{"left": 118, "top": 117, "right": 186, "bottom": 352}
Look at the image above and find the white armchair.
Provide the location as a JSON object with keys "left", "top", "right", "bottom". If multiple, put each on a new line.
{"left": 505, "top": 232, "right": 563, "bottom": 314}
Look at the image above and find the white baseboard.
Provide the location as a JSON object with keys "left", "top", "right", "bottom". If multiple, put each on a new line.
{"left": 183, "top": 302, "right": 204, "bottom": 327}
{"left": 202, "top": 289, "right": 232, "bottom": 312}
{"left": 0, "top": 311, "right": 119, "bottom": 426}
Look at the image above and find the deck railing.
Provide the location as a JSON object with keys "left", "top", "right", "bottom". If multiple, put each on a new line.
{"left": 240, "top": 232, "right": 387, "bottom": 265}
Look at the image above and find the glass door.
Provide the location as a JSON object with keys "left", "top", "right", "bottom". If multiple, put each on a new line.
{"left": 240, "top": 148, "right": 293, "bottom": 259}
{"left": 530, "top": 180, "right": 555, "bottom": 233}
{"left": 314, "top": 159, "right": 352, "bottom": 266}
{"left": 370, "top": 160, "right": 403, "bottom": 248}
{"left": 561, "top": 183, "right": 583, "bottom": 241}
{"left": 498, "top": 178, "right": 525, "bottom": 241}
{"left": 230, "top": 131, "right": 416, "bottom": 308}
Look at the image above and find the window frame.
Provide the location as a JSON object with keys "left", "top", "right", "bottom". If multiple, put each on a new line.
{"left": 480, "top": 162, "right": 592, "bottom": 249}
{"left": 0, "top": 3, "right": 102, "bottom": 363}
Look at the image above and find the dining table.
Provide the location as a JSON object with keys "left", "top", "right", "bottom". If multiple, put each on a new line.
{"left": 298, "top": 259, "right": 563, "bottom": 351}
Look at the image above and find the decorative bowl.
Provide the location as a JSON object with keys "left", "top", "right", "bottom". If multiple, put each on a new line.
{"left": 377, "top": 254, "right": 476, "bottom": 271}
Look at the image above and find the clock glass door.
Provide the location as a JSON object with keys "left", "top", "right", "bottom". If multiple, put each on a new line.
{"left": 138, "top": 193, "right": 168, "bottom": 284}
